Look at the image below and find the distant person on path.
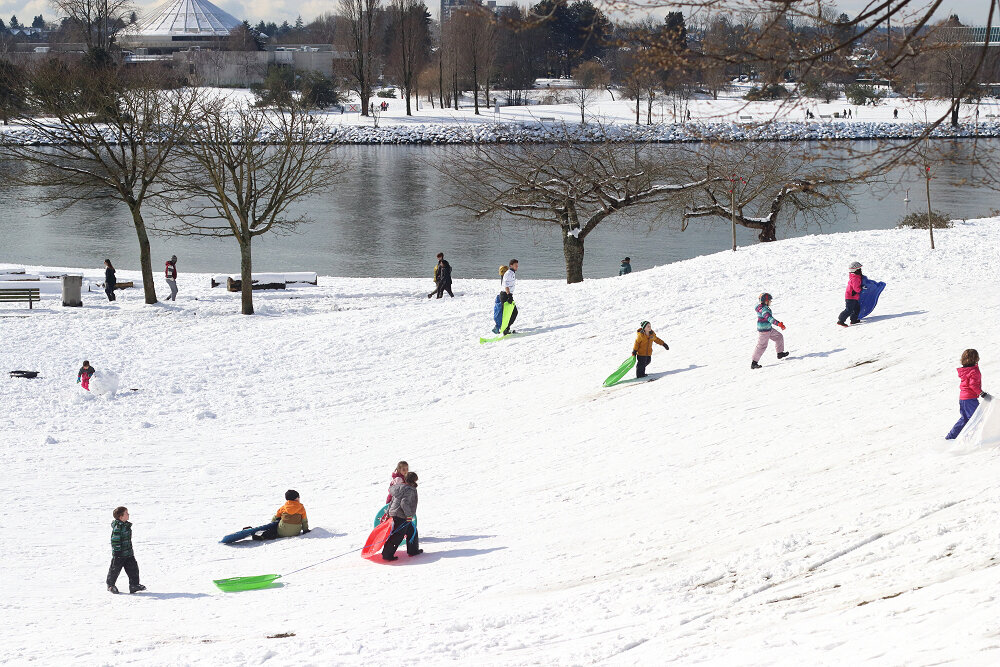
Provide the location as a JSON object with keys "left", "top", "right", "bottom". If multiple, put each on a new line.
{"left": 382, "top": 471, "right": 422, "bottom": 561}
{"left": 632, "top": 321, "right": 668, "bottom": 378}
{"left": 107, "top": 506, "right": 145, "bottom": 594}
{"left": 837, "top": 261, "right": 864, "bottom": 327}
{"left": 103, "top": 259, "right": 116, "bottom": 301}
{"left": 386, "top": 461, "right": 408, "bottom": 504}
{"left": 493, "top": 259, "right": 518, "bottom": 334}
{"left": 77, "top": 360, "right": 95, "bottom": 390}
{"left": 619, "top": 257, "right": 632, "bottom": 276}
{"left": 894, "top": 109, "right": 899, "bottom": 119}
{"left": 164, "top": 255, "right": 178, "bottom": 301}
{"left": 428, "top": 253, "right": 454, "bottom": 299}
{"left": 253, "top": 489, "right": 310, "bottom": 541}
{"left": 945, "top": 349, "right": 991, "bottom": 439}
{"left": 752, "top": 293, "right": 788, "bottom": 369}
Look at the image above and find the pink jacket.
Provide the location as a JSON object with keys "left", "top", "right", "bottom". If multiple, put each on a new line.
{"left": 386, "top": 472, "right": 405, "bottom": 504}
{"left": 958, "top": 365, "right": 983, "bottom": 400}
{"left": 844, "top": 273, "right": 862, "bottom": 300}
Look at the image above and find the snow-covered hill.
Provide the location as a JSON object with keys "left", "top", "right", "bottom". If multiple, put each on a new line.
{"left": 3, "top": 219, "right": 1000, "bottom": 665}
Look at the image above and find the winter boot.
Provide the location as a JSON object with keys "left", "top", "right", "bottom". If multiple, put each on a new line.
{"left": 130, "top": 584, "right": 146, "bottom": 594}
{"left": 382, "top": 555, "right": 398, "bottom": 562}
{"left": 836, "top": 322, "right": 848, "bottom": 328}
{"left": 751, "top": 361, "right": 762, "bottom": 369}
{"left": 777, "top": 352, "right": 789, "bottom": 359}
{"left": 108, "top": 585, "right": 120, "bottom": 594}
{"left": 409, "top": 549, "right": 424, "bottom": 556}
{"left": 491, "top": 327, "right": 500, "bottom": 334}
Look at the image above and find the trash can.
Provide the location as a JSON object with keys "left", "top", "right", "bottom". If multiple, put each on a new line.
{"left": 62, "top": 275, "right": 83, "bottom": 307}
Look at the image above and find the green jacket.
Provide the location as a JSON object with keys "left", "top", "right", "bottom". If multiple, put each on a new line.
{"left": 110, "top": 519, "right": 134, "bottom": 557}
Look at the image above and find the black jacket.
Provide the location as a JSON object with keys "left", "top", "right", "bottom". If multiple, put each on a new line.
{"left": 105, "top": 266, "right": 116, "bottom": 288}
{"left": 436, "top": 259, "right": 452, "bottom": 285}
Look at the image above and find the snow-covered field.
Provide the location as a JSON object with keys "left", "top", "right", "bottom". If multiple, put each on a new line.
{"left": 4, "top": 219, "right": 1000, "bottom": 664}
{"left": 4, "top": 86, "right": 1000, "bottom": 144}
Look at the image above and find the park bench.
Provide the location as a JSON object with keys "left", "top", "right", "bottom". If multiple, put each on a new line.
{"left": 738, "top": 114, "right": 753, "bottom": 121}
{"left": 819, "top": 114, "right": 832, "bottom": 119}
{"left": 0, "top": 287, "right": 40, "bottom": 309}
{"left": 537, "top": 116, "right": 556, "bottom": 121}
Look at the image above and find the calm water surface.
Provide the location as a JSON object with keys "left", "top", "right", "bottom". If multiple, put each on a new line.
{"left": 1, "top": 142, "right": 996, "bottom": 280}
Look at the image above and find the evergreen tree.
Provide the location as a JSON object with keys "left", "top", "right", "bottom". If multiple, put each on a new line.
{"left": 32, "top": 14, "right": 45, "bottom": 29}
{"left": 9, "top": 15, "right": 20, "bottom": 29}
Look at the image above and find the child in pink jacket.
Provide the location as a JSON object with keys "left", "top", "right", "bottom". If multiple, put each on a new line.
{"left": 945, "top": 349, "right": 991, "bottom": 439}
{"left": 386, "top": 461, "right": 408, "bottom": 504}
{"left": 837, "top": 261, "right": 863, "bottom": 327}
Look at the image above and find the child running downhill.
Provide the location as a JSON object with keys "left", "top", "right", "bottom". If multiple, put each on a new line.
{"left": 752, "top": 293, "right": 789, "bottom": 370}
{"left": 945, "top": 349, "right": 992, "bottom": 439}
{"left": 632, "top": 321, "right": 669, "bottom": 378}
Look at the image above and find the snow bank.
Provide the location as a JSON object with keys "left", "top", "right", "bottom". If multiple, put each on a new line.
{"left": 3, "top": 219, "right": 1000, "bottom": 664}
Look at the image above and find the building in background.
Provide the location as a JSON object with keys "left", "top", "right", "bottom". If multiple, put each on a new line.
{"left": 118, "top": 0, "right": 241, "bottom": 53}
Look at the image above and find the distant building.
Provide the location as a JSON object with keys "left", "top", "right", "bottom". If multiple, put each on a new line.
{"left": 118, "top": 0, "right": 241, "bottom": 53}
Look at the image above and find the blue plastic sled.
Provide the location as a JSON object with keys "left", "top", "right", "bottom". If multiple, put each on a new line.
{"left": 374, "top": 504, "right": 417, "bottom": 545}
{"left": 220, "top": 521, "right": 279, "bottom": 544}
{"left": 859, "top": 277, "right": 886, "bottom": 319}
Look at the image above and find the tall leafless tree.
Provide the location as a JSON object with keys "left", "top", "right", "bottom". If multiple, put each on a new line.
{"left": 51, "top": 0, "right": 132, "bottom": 51}
{"left": 156, "top": 102, "right": 344, "bottom": 315}
{"left": 387, "top": 0, "right": 430, "bottom": 115}
{"left": 452, "top": 1, "right": 498, "bottom": 115}
{"left": 341, "top": 0, "right": 382, "bottom": 116}
{"left": 2, "top": 61, "right": 198, "bottom": 304}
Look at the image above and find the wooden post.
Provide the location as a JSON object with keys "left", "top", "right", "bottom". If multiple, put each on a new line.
{"left": 925, "top": 164, "right": 935, "bottom": 250}
{"left": 730, "top": 174, "right": 737, "bottom": 252}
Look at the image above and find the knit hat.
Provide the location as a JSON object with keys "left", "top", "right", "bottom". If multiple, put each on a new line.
{"left": 849, "top": 261, "right": 862, "bottom": 270}
{"left": 285, "top": 489, "right": 299, "bottom": 501}
{"left": 639, "top": 320, "right": 650, "bottom": 330}
{"left": 759, "top": 293, "right": 772, "bottom": 304}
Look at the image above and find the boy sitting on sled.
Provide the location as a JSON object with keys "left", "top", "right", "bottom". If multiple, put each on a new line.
{"left": 253, "top": 490, "right": 310, "bottom": 540}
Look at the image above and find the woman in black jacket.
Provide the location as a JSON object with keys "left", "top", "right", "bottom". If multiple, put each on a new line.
{"left": 104, "top": 259, "right": 117, "bottom": 302}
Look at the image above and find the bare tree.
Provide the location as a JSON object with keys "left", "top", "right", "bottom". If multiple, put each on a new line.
{"left": 157, "top": 102, "right": 344, "bottom": 315}
{"left": 51, "top": 0, "right": 132, "bottom": 51}
{"left": 571, "top": 59, "right": 609, "bottom": 124}
{"left": 2, "top": 61, "right": 197, "bottom": 304}
{"left": 341, "top": 0, "right": 382, "bottom": 117}
{"left": 441, "top": 134, "right": 718, "bottom": 283}
{"left": 679, "top": 143, "right": 857, "bottom": 245}
{"left": 452, "top": 1, "right": 497, "bottom": 115}
{"left": 387, "top": 0, "right": 430, "bottom": 115}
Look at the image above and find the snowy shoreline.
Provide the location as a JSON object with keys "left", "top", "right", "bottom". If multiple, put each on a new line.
{"left": 3, "top": 119, "right": 1000, "bottom": 145}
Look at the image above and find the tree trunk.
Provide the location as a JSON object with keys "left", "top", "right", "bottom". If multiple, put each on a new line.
{"left": 757, "top": 221, "right": 776, "bottom": 242}
{"left": 647, "top": 96, "right": 653, "bottom": 125}
{"left": 438, "top": 57, "right": 444, "bottom": 109}
{"left": 130, "top": 208, "right": 158, "bottom": 305}
{"left": 405, "top": 84, "right": 412, "bottom": 115}
{"left": 472, "top": 60, "right": 480, "bottom": 114}
{"left": 635, "top": 97, "right": 639, "bottom": 125}
{"left": 951, "top": 101, "right": 960, "bottom": 127}
{"left": 562, "top": 232, "right": 585, "bottom": 284}
{"left": 239, "top": 235, "right": 254, "bottom": 315}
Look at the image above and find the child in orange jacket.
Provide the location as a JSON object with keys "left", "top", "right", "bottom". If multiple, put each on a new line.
{"left": 632, "top": 321, "right": 668, "bottom": 378}
{"left": 253, "top": 490, "right": 310, "bottom": 540}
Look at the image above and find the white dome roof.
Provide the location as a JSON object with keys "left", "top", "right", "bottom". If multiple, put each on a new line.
{"left": 136, "top": 0, "right": 241, "bottom": 36}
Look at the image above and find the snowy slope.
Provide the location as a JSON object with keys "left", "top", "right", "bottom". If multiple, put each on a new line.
{"left": 3, "top": 220, "right": 1000, "bottom": 665}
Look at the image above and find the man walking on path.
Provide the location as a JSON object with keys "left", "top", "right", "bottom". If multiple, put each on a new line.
{"left": 494, "top": 259, "right": 518, "bottom": 334}
{"left": 165, "top": 255, "right": 178, "bottom": 301}
{"left": 428, "top": 253, "right": 454, "bottom": 298}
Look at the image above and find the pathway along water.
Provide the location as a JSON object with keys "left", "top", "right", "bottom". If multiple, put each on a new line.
{"left": 0, "top": 141, "right": 996, "bottom": 280}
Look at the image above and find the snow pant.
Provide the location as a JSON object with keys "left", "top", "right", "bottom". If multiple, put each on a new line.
{"left": 752, "top": 329, "right": 785, "bottom": 363}
{"left": 256, "top": 523, "right": 280, "bottom": 540}
{"left": 81, "top": 376, "right": 90, "bottom": 391}
{"left": 945, "top": 398, "right": 980, "bottom": 439}
{"left": 107, "top": 554, "right": 140, "bottom": 590}
{"left": 434, "top": 281, "right": 453, "bottom": 298}
{"left": 166, "top": 279, "right": 177, "bottom": 301}
{"left": 838, "top": 299, "right": 860, "bottom": 324}
{"left": 105, "top": 286, "right": 116, "bottom": 301}
{"left": 636, "top": 355, "right": 651, "bottom": 378}
{"left": 382, "top": 517, "right": 419, "bottom": 558}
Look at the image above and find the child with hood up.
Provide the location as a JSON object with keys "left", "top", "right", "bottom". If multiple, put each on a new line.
{"left": 632, "top": 321, "right": 669, "bottom": 379}
{"left": 945, "top": 349, "right": 991, "bottom": 439}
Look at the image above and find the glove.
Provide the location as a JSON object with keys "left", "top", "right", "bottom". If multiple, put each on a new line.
{"left": 982, "top": 392, "right": 992, "bottom": 401}
{"left": 77, "top": 377, "right": 81, "bottom": 383}
{"left": 631, "top": 350, "right": 637, "bottom": 357}
{"left": 661, "top": 343, "right": 669, "bottom": 350}
{"left": 776, "top": 322, "right": 786, "bottom": 330}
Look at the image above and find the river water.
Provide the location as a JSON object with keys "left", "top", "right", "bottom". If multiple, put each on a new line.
{"left": 0, "top": 141, "right": 996, "bottom": 280}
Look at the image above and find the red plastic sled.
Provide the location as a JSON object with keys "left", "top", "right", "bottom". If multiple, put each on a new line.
{"left": 362, "top": 520, "right": 392, "bottom": 560}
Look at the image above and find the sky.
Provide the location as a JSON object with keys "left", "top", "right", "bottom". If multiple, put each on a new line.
{"left": 0, "top": 0, "right": 991, "bottom": 29}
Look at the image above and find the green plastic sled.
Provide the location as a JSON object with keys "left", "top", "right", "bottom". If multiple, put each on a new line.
{"left": 213, "top": 574, "right": 282, "bottom": 592}
{"left": 603, "top": 356, "right": 637, "bottom": 387}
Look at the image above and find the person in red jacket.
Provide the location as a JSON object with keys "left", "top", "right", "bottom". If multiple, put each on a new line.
{"left": 164, "top": 255, "right": 178, "bottom": 301}
{"left": 946, "top": 349, "right": 991, "bottom": 439}
{"left": 837, "top": 261, "right": 863, "bottom": 327}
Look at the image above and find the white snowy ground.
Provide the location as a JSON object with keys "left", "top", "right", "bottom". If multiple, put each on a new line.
{"left": 3, "top": 219, "right": 1000, "bottom": 665}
